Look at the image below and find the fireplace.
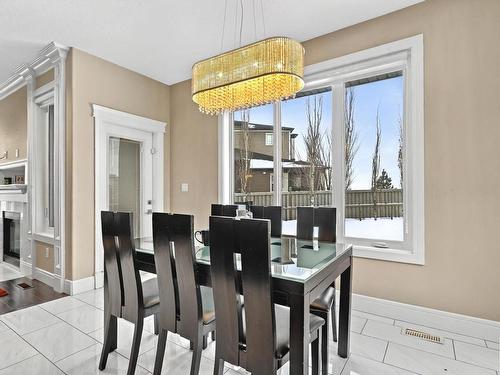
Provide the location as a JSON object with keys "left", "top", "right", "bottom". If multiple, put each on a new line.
{"left": 3, "top": 211, "right": 21, "bottom": 262}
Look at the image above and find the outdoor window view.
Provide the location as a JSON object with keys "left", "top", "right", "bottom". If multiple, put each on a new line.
{"left": 232, "top": 71, "right": 405, "bottom": 244}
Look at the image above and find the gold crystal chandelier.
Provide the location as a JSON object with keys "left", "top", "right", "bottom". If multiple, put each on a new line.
{"left": 192, "top": 1, "right": 304, "bottom": 115}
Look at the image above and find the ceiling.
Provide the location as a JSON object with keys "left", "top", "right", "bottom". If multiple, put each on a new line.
{"left": 0, "top": 0, "right": 424, "bottom": 86}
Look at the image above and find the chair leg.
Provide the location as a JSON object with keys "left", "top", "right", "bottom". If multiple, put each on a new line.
{"left": 332, "top": 303, "right": 338, "bottom": 342}
{"left": 211, "top": 330, "right": 216, "bottom": 341}
{"left": 203, "top": 334, "right": 208, "bottom": 349}
{"left": 99, "top": 313, "right": 117, "bottom": 370}
{"left": 311, "top": 333, "right": 320, "bottom": 375}
{"left": 127, "top": 320, "right": 144, "bottom": 375}
{"left": 154, "top": 313, "right": 159, "bottom": 335}
{"left": 190, "top": 332, "right": 203, "bottom": 375}
{"left": 153, "top": 329, "right": 168, "bottom": 375}
{"left": 321, "top": 312, "right": 329, "bottom": 375}
{"left": 213, "top": 357, "right": 224, "bottom": 375}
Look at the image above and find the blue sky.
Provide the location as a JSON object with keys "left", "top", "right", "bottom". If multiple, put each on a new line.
{"left": 235, "top": 75, "right": 403, "bottom": 190}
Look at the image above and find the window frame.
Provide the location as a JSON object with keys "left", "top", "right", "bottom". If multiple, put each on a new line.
{"left": 219, "top": 35, "right": 424, "bottom": 264}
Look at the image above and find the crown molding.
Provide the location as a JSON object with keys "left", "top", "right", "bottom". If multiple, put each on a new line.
{"left": 0, "top": 42, "right": 69, "bottom": 101}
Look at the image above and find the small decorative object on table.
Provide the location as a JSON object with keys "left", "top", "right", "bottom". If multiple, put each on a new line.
{"left": 15, "top": 175, "right": 24, "bottom": 184}
{"left": 3, "top": 177, "right": 12, "bottom": 185}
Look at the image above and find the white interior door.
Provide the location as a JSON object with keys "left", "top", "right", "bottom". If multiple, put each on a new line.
{"left": 107, "top": 125, "right": 154, "bottom": 240}
{"left": 94, "top": 105, "right": 165, "bottom": 289}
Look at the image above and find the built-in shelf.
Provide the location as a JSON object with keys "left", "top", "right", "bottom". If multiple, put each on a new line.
{"left": 0, "top": 160, "right": 27, "bottom": 189}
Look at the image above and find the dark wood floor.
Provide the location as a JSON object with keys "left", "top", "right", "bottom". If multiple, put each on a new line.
{"left": 0, "top": 277, "right": 66, "bottom": 315}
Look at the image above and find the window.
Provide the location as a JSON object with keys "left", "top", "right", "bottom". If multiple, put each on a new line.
{"left": 233, "top": 104, "right": 274, "bottom": 205}
{"left": 34, "top": 98, "right": 56, "bottom": 237}
{"left": 265, "top": 132, "right": 273, "bottom": 146}
{"left": 220, "top": 35, "right": 424, "bottom": 264}
{"left": 281, "top": 88, "right": 333, "bottom": 220}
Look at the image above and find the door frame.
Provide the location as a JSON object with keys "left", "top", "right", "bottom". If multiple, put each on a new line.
{"left": 93, "top": 104, "right": 166, "bottom": 288}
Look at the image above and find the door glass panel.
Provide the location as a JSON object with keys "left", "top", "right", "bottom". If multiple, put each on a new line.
{"left": 108, "top": 137, "right": 142, "bottom": 237}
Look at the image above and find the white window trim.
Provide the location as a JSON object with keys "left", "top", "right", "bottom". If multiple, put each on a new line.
{"left": 218, "top": 35, "right": 424, "bottom": 265}
{"left": 305, "top": 34, "right": 424, "bottom": 265}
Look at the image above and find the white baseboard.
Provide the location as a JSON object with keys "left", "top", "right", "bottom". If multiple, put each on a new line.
{"left": 34, "top": 267, "right": 57, "bottom": 288}
{"left": 350, "top": 292, "right": 500, "bottom": 341}
{"left": 64, "top": 276, "right": 95, "bottom": 295}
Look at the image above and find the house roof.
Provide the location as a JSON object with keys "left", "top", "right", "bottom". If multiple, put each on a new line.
{"left": 234, "top": 120, "right": 296, "bottom": 133}
{"left": 249, "top": 159, "right": 329, "bottom": 170}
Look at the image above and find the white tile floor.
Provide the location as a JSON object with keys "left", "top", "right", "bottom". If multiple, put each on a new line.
{"left": 0, "top": 288, "right": 498, "bottom": 375}
{"left": 0, "top": 262, "right": 26, "bottom": 282}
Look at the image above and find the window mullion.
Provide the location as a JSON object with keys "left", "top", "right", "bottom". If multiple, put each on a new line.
{"left": 332, "top": 83, "right": 345, "bottom": 241}
{"left": 273, "top": 101, "right": 282, "bottom": 206}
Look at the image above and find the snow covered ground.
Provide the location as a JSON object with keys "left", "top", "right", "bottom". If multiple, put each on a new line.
{"left": 283, "top": 217, "right": 404, "bottom": 242}
{"left": 345, "top": 217, "right": 403, "bottom": 242}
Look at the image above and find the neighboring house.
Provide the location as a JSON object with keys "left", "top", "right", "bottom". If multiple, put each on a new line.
{"left": 234, "top": 120, "right": 329, "bottom": 193}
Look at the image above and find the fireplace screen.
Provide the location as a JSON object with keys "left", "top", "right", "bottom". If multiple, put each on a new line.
{"left": 3, "top": 211, "right": 21, "bottom": 259}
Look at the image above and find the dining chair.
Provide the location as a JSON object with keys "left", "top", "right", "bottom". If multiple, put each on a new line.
{"left": 152, "top": 212, "right": 216, "bottom": 375}
{"left": 210, "top": 216, "right": 324, "bottom": 375}
{"left": 250, "top": 205, "right": 283, "bottom": 237}
{"left": 99, "top": 211, "right": 160, "bottom": 375}
{"left": 297, "top": 206, "right": 314, "bottom": 240}
{"left": 297, "top": 206, "right": 338, "bottom": 374}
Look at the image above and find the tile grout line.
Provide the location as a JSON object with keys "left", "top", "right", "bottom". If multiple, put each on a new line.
{"left": 382, "top": 340, "right": 389, "bottom": 363}
{"left": 1, "top": 322, "right": 71, "bottom": 375}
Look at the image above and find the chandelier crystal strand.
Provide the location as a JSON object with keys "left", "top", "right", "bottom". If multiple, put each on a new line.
{"left": 192, "top": 37, "right": 304, "bottom": 115}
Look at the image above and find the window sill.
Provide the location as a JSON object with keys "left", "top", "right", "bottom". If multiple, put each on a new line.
{"left": 353, "top": 244, "right": 424, "bottom": 265}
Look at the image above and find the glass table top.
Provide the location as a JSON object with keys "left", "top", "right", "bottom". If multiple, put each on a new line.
{"left": 136, "top": 237, "right": 352, "bottom": 283}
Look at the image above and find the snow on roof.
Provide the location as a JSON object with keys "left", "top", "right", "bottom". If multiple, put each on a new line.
{"left": 249, "top": 159, "right": 320, "bottom": 169}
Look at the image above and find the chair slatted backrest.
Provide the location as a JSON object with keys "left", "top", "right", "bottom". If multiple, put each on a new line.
{"left": 211, "top": 204, "right": 239, "bottom": 217}
{"left": 113, "top": 212, "right": 144, "bottom": 322}
{"left": 101, "top": 211, "right": 124, "bottom": 317}
{"left": 250, "top": 205, "right": 282, "bottom": 237}
{"left": 209, "top": 216, "right": 241, "bottom": 365}
{"left": 222, "top": 204, "right": 239, "bottom": 217}
{"left": 297, "top": 206, "right": 314, "bottom": 240}
{"left": 210, "top": 216, "right": 276, "bottom": 373}
{"left": 152, "top": 212, "right": 178, "bottom": 332}
{"left": 315, "top": 207, "right": 337, "bottom": 242}
{"left": 160, "top": 213, "right": 202, "bottom": 341}
{"left": 238, "top": 218, "right": 276, "bottom": 374}
{"left": 211, "top": 204, "right": 224, "bottom": 216}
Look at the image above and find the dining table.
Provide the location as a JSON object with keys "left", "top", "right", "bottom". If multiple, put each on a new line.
{"left": 134, "top": 233, "right": 353, "bottom": 375}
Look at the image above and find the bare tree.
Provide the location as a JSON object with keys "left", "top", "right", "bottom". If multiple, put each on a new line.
{"left": 371, "top": 107, "right": 381, "bottom": 219}
{"left": 237, "top": 110, "right": 253, "bottom": 201}
{"left": 397, "top": 112, "right": 404, "bottom": 189}
{"left": 344, "top": 88, "right": 359, "bottom": 190}
{"left": 304, "top": 95, "right": 323, "bottom": 205}
{"left": 319, "top": 131, "right": 332, "bottom": 191}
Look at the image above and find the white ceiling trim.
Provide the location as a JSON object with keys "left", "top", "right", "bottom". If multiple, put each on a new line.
{"left": 0, "top": 42, "right": 68, "bottom": 100}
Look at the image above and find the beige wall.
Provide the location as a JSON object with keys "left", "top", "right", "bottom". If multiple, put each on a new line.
{"left": 0, "top": 86, "right": 27, "bottom": 165}
{"left": 168, "top": 0, "right": 500, "bottom": 321}
{"left": 35, "top": 241, "right": 54, "bottom": 274}
{"left": 170, "top": 80, "right": 218, "bottom": 230}
{"left": 67, "top": 48, "right": 171, "bottom": 280}
{"left": 35, "top": 69, "right": 54, "bottom": 89}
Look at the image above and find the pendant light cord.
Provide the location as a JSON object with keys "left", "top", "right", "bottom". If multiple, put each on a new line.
{"left": 220, "top": 0, "right": 228, "bottom": 52}
{"left": 260, "top": 0, "right": 266, "bottom": 38}
{"left": 239, "top": 0, "right": 244, "bottom": 47}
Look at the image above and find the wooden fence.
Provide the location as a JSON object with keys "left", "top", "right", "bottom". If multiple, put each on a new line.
{"left": 235, "top": 189, "right": 403, "bottom": 220}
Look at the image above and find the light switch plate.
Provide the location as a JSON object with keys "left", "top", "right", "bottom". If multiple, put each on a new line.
{"left": 15, "top": 149, "right": 19, "bottom": 158}
{"left": 181, "top": 183, "right": 189, "bottom": 192}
